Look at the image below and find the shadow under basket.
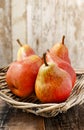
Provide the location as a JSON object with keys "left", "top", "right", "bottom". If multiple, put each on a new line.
{"left": 0, "top": 66, "right": 84, "bottom": 117}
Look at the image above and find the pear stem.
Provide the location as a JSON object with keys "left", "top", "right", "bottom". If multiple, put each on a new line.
{"left": 43, "top": 53, "right": 48, "bottom": 66}
{"left": 62, "top": 35, "right": 65, "bottom": 45}
{"left": 17, "top": 39, "right": 23, "bottom": 47}
{"left": 47, "top": 49, "right": 50, "bottom": 52}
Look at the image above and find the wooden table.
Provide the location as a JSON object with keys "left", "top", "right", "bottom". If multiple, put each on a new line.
{"left": 0, "top": 99, "right": 84, "bottom": 130}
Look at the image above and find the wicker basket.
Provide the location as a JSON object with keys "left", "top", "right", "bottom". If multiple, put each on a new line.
{"left": 0, "top": 66, "right": 84, "bottom": 117}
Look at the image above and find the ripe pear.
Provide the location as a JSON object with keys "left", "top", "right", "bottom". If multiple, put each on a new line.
{"left": 17, "top": 39, "right": 35, "bottom": 61}
{"left": 46, "top": 51, "right": 76, "bottom": 87}
{"left": 35, "top": 53, "right": 72, "bottom": 103}
{"left": 50, "top": 35, "right": 71, "bottom": 64}
{"left": 6, "top": 55, "right": 43, "bottom": 98}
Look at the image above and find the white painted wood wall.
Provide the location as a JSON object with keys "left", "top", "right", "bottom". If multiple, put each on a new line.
{"left": 27, "top": 0, "right": 84, "bottom": 69}
{"left": 0, "top": 0, "right": 12, "bottom": 67}
{"left": 0, "top": 0, "right": 84, "bottom": 69}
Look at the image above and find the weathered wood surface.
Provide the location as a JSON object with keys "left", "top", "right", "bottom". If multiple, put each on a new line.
{"left": 26, "top": 0, "right": 84, "bottom": 69}
{"left": 0, "top": 0, "right": 12, "bottom": 67}
{"left": 0, "top": 99, "right": 84, "bottom": 130}
{"left": 45, "top": 105, "right": 84, "bottom": 130}
{"left": 0, "top": 99, "right": 45, "bottom": 130}
{"left": 11, "top": 0, "right": 27, "bottom": 61}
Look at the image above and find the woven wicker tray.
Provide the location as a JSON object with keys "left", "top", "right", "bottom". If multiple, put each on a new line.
{"left": 0, "top": 66, "right": 84, "bottom": 117}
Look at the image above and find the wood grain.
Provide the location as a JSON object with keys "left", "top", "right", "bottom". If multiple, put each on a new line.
{"left": 11, "top": 0, "right": 27, "bottom": 61}
{"left": 0, "top": 0, "right": 12, "bottom": 67}
{"left": 26, "top": 0, "right": 84, "bottom": 69}
{"left": 0, "top": 99, "right": 45, "bottom": 130}
{"left": 0, "top": 99, "right": 84, "bottom": 130}
{"left": 44, "top": 105, "right": 84, "bottom": 130}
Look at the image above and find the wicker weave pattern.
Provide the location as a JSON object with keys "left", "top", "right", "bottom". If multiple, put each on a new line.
{"left": 0, "top": 66, "right": 84, "bottom": 117}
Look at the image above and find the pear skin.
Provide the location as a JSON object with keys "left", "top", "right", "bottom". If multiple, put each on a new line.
{"left": 50, "top": 36, "right": 71, "bottom": 64}
{"left": 35, "top": 62, "right": 72, "bottom": 103}
{"left": 46, "top": 52, "right": 76, "bottom": 87}
{"left": 17, "top": 39, "right": 35, "bottom": 61}
{"left": 6, "top": 55, "right": 43, "bottom": 98}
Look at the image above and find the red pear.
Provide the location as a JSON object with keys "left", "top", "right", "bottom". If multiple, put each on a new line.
{"left": 17, "top": 39, "right": 35, "bottom": 61}
{"left": 50, "top": 36, "right": 71, "bottom": 64}
{"left": 46, "top": 51, "right": 76, "bottom": 87}
{"left": 35, "top": 53, "right": 72, "bottom": 103}
{"left": 6, "top": 55, "right": 43, "bottom": 98}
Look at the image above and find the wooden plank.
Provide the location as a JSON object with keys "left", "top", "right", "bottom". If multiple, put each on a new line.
{"left": 27, "top": 0, "right": 42, "bottom": 56}
{"left": 44, "top": 104, "right": 84, "bottom": 130}
{"left": 6, "top": 110, "right": 45, "bottom": 130}
{"left": 27, "top": 0, "right": 67, "bottom": 56}
{"left": 0, "top": 99, "right": 10, "bottom": 130}
{"left": 26, "top": 0, "right": 84, "bottom": 69}
{"left": 11, "top": 0, "right": 27, "bottom": 61}
{"left": 0, "top": 0, "right": 12, "bottom": 67}
{"left": 65, "top": 0, "right": 84, "bottom": 69}
{"left": 0, "top": 99, "right": 45, "bottom": 130}
{"left": 41, "top": 0, "right": 57, "bottom": 55}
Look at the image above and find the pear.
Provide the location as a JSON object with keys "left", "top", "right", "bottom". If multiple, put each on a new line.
{"left": 35, "top": 53, "right": 72, "bottom": 103}
{"left": 46, "top": 51, "right": 76, "bottom": 87}
{"left": 17, "top": 39, "right": 35, "bottom": 61}
{"left": 50, "top": 35, "right": 71, "bottom": 64}
{"left": 6, "top": 55, "right": 43, "bottom": 98}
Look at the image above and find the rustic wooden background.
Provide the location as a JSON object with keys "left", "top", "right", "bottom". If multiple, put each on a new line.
{"left": 0, "top": 0, "right": 84, "bottom": 68}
